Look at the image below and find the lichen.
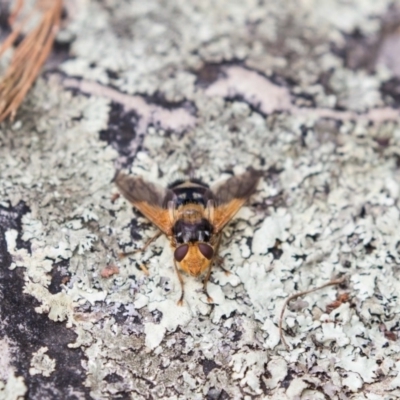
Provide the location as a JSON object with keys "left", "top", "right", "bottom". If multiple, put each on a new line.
{"left": 29, "top": 347, "right": 56, "bottom": 378}
{"left": 0, "top": 373, "right": 27, "bottom": 400}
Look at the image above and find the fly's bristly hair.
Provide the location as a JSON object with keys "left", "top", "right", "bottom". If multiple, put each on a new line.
{"left": 115, "top": 167, "right": 262, "bottom": 303}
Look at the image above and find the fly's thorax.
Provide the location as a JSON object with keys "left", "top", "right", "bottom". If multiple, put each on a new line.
{"left": 172, "top": 211, "right": 213, "bottom": 244}
{"left": 177, "top": 202, "right": 204, "bottom": 221}
{"left": 169, "top": 179, "right": 215, "bottom": 246}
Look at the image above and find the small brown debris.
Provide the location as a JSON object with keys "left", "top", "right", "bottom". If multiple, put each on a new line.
{"left": 385, "top": 331, "right": 398, "bottom": 341}
{"left": 380, "top": 324, "right": 397, "bottom": 341}
{"left": 325, "top": 293, "right": 350, "bottom": 313}
{"left": 61, "top": 276, "right": 70, "bottom": 285}
{"left": 373, "top": 137, "right": 391, "bottom": 147}
{"left": 100, "top": 265, "right": 119, "bottom": 278}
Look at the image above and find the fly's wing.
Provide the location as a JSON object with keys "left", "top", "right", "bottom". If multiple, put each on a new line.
{"left": 115, "top": 172, "right": 174, "bottom": 235}
{"left": 210, "top": 168, "right": 261, "bottom": 233}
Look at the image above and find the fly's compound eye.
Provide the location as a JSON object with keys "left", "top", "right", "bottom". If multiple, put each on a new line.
{"left": 174, "top": 244, "right": 189, "bottom": 262}
{"left": 198, "top": 243, "right": 214, "bottom": 260}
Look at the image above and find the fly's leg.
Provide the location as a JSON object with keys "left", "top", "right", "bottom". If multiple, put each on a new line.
{"left": 118, "top": 231, "right": 162, "bottom": 259}
{"left": 215, "top": 255, "right": 230, "bottom": 275}
{"left": 203, "top": 233, "right": 222, "bottom": 303}
{"left": 111, "top": 193, "right": 120, "bottom": 203}
{"left": 174, "top": 260, "right": 185, "bottom": 306}
{"left": 203, "top": 263, "right": 214, "bottom": 303}
{"left": 138, "top": 263, "right": 149, "bottom": 276}
{"left": 138, "top": 230, "right": 162, "bottom": 252}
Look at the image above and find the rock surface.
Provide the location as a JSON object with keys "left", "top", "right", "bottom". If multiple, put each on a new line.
{"left": 2, "top": 0, "right": 400, "bottom": 399}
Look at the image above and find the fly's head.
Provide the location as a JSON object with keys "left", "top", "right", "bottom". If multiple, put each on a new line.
{"left": 173, "top": 241, "right": 215, "bottom": 276}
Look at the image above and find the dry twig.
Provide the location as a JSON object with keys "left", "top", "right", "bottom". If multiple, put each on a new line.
{"left": 0, "top": 0, "right": 63, "bottom": 122}
{"left": 279, "top": 276, "right": 347, "bottom": 350}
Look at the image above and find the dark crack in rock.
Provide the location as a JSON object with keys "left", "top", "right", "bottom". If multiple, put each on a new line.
{"left": 0, "top": 204, "right": 90, "bottom": 400}
{"left": 99, "top": 102, "right": 141, "bottom": 168}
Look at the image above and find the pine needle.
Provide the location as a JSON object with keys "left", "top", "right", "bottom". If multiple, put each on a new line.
{"left": 0, "top": 0, "right": 63, "bottom": 122}
{"left": 278, "top": 275, "right": 347, "bottom": 350}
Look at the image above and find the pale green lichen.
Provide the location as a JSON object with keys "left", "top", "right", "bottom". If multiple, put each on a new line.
{"left": 0, "top": 374, "right": 27, "bottom": 400}
{"left": 29, "top": 347, "right": 56, "bottom": 378}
